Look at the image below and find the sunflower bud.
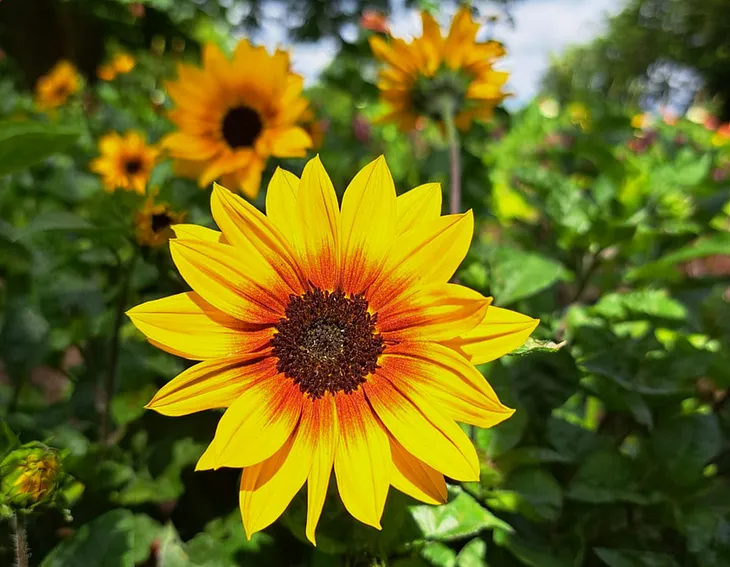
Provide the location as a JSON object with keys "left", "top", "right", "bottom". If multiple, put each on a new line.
{"left": 0, "top": 443, "right": 61, "bottom": 511}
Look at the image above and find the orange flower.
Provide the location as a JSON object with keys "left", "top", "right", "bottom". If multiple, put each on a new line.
{"left": 35, "top": 60, "right": 81, "bottom": 110}
{"left": 361, "top": 10, "right": 390, "bottom": 34}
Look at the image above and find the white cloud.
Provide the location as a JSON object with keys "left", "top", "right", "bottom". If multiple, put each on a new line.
{"left": 249, "top": 0, "right": 627, "bottom": 105}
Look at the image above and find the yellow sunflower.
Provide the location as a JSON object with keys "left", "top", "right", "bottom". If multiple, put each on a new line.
{"left": 35, "top": 60, "right": 81, "bottom": 110}
{"left": 370, "top": 8, "right": 509, "bottom": 132}
{"left": 162, "top": 40, "right": 313, "bottom": 199}
{"left": 90, "top": 131, "right": 160, "bottom": 194}
{"left": 135, "top": 196, "right": 186, "bottom": 248}
{"left": 126, "top": 155, "right": 538, "bottom": 543}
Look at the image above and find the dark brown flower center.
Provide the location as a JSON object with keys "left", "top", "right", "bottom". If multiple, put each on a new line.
{"left": 271, "top": 288, "right": 385, "bottom": 399}
{"left": 222, "top": 105, "right": 263, "bottom": 148}
{"left": 125, "top": 158, "right": 143, "bottom": 175}
{"left": 151, "top": 212, "right": 172, "bottom": 232}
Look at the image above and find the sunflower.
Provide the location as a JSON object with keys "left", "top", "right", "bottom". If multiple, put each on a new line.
{"left": 135, "top": 195, "right": 186, "bottom": 248}
{"left": 90, "top": 131, "right": 160, "bottom": 194}
{"left": 370, "top": 7, "right": 508, "bottom": 132}
{"left": 126, "top": 155, "right": 538, "bottom": 543}
{"left": 97, "top": 52, "right": 136, "bottom": 81}
{"left": 35, "top": 60, "right": 81, "bottom": 110}
{"left": 162, "top": 40, "right": 313, "bottom": 199}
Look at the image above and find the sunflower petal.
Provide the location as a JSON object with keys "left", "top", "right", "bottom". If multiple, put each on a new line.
{"left": 265, "top": 167, "right": 300, "bottom": 236}
{"left": 203, "top": 374, "right": 303, "bottom": 469}
{"left": 171, "top": 224, "right": 226, "bottom": 243}
{"left": 363, "top": 373, "right": 479, "bottom": 481}
{"left": 378, "top": 283, "right": 491, "bottom": 342}
{"left": 297, "top": 156, "right": 340, "bottom": 289}
{"left": 127, "top": 292, "right": 271, "bottom": 360}
{"left": 396, "top": 182, "right": 442, "bottom": 233}
{"left": 146, "top": 354, "right": 270, "bottom": 416}
{"left": 443, "top": 306, "right": 540, "bottom": 365}
{"left": 389, "top": 436, "right": 447, "bottom": 505}
{"left": 334, "top": 389, "right": 390, "bottom": 529}
{"left": 264, "top": 126, "right": 312, "bottom": 157}
{"left": 169, "top": 239, "right": 288, "bottom": 323}
{"left": 239, "top": 401, "right": 317, "bottom": 539}
{"left": 306, "top": 394, "right": 338, "bottom": 545}
{"left": 340, "top": 156, "right": 396, "bottom": 292}
{"left": 383, "top": 341, "right": 514, "bottom": 428}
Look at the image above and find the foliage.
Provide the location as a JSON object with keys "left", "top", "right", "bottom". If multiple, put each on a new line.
{"left": 1, "top": 3, "right": 730, "bottom": 567}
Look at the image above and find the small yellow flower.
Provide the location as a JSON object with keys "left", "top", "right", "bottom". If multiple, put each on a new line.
{"left": 126, "top": 155, "right": 538, "bottom": 543}
{"left": 97, "top": 53, "right": 135, "bottom": 81}
{"left": 370, "top": 8, "right": 509, "bottom": 131}
{"left": 135, "top": 195, "right": 186, "bottom": 248}
{"left": 35, "top": 60, "right": 81, "bottom": 110}
{"left": 162, "top": 40, "right": 313, "bottom": 199}
{"left": 711, "top": 123, "right": 730, "bottom": 147}
{"left": 90, "top": 131, "right": 159, "bottom": 194}
{"left": 1, "top": 445, "right": 62, "bottom": 510}
{"left": 631, "top": 112, "right": 655, "bottom": 129}
{"left": 14, "top": 454, "right": 59, "bottom": 502}
{"left": 97, "top": 64, "right": 117, "bottom": 81}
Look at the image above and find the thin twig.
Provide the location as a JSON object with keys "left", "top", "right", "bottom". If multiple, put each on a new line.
{"left": 11, "top": 514, "right": 29, "bottom": 567}
{"left": 100, "top": 251, "right": 138, "bottom": 443}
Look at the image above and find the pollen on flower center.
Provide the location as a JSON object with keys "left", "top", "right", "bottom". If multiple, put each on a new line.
{"left": 125, "top": 158, "right": 143, "bottom": 175}
{"left": 271, "top": 288, "right": 385, "bottom": 399}
{"left": 222, "top": 105, "right": 263, "bottom": 148}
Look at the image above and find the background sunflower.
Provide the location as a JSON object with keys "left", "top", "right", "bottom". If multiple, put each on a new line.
{"left": 90, "top": 131, "right": 159, "bottom": 194}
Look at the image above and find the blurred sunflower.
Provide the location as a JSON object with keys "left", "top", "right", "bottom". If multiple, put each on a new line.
{"left": 127, "top": 155, "right": 538, "bottom": 543}
{"left": 162, "top": 40, "right": 312, "bottom": 199}
{"left": 90, "top": 131, "right": 159, "bottom": 194}
{"left": 370, "top": 7, "right": 508, "bottom": 131}
{"left": 35, "top": 60, "right": 81, "bottom": 110}
{"left": 135, "top": 195, "right": 186, "bottom": 247}
{"left": 97, "top": 52, "right": 136, "bottom": 81}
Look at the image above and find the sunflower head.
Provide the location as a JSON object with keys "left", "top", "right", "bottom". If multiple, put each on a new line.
{"left": 162, "top": 40, "right": 313, "bottom": 200}
{"left": 35, "top": 60, "right": 81, "bottom": 110}
{"left": 1, "top": 444, "right": 61, "bottom": 510}
{"left": 370, "top": 8, "right": 509, "bottom": 132}
{"left": 90, "top": 131, "right": 160, "bottom": 194}
{"left": 126, "top": 154, "right": 538, "bottom": 544}
{"left": 135, "top": 195, "right": 186, "bottom": 248}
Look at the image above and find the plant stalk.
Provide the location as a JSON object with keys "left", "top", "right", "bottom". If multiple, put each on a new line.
{"left": 12, "top": 514, "right": 29, "bottom": 567}
{"left": 440, "top": 97, "right": 462, "bottom": 216}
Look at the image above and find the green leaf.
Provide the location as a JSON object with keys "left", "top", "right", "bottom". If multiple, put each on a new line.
{"left": 493, "top": 530, "right": 574, "bottom": 567}
{"left": 488, "top": 246, "right": 569, "bottom": 305}
{"left": 592, "top": 290, "right": 687, "bottom": 321}
{"left": 594, "top": 548, "right": 681, "bottom": 567}
{"left": 14, "top": 211, "right": 94, "bottom": 240}
{"left": 421, "top": 541, "right": 457, "bottom": 567}
{"left": 626, "top": 233, "right": 730, "bottom": 281}
{"left": 0, "top": 222, "right": 31, "bottom": 273}
{"left": 409, "top": 486, "right": 512, "bottom": 542}
{"left": 567, "top": 449, "right": 653, "bottom": 504}
{"left": 650, "top": 413, "right": 721, "bottom": 485}
{"left": 456, "top": 538, "right": 488, "bottom": 567}
{"left": 0, "top": 120, "right": 81, "bottom": 175}
{"left": 673, "top": 151, "right": 711, "bottom": 186}
{"left": 508, "top": 338, "right": 567, "bottom": 356}
{"left": 0, "top": 420, "right": 20, "bottom": 460}
{"left": 0, "top": 300, "right": 49, "bottom": 379}
{"left": 40, "top": 510, "right": 137, "bottom": 567}
{"left": 502, "top": 468, "right": 563, "bottom": 521}
{"left": 546, "top": 417, "right": 606, "bottom": 462}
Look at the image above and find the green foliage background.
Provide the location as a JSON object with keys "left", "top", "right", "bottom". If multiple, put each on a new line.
{"left": 1, "top": 1, "right": 730, "bottom": 566}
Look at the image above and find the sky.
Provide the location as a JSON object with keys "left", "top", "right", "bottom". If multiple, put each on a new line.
{"left": 246, "top": 0, "right": 628, "bottom": 108}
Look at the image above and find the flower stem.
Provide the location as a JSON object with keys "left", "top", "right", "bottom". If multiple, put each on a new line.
{"left": 12, "top": 514, "right": 29, "bottom": 567}
{"left": 440, "top": 97, "right": 462, "bottom": 215}
{"left": 100, "top": 250, "right": 137, "bottom": 443}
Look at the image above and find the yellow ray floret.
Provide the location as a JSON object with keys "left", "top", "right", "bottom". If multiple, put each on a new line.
{"left": 126, "top": 155, "right": 538, "bottom": 544}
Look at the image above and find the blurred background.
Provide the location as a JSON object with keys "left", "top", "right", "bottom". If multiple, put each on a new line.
{"left": 1, "top": 1, "right": 730, "bottom": 566}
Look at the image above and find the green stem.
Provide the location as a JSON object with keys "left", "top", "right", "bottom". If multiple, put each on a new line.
{"left": 440, "top": 97, "right": 462, "bottom": 216}
{"left": 12, "top": 514, "right": 29, "bottom": 567}
{"left": 100, "top": 251, "right": 138, "bottom": 443}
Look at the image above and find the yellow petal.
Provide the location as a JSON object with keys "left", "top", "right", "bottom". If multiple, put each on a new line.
{"left": 169, "top": 239, "right": 288, "bottom": 324}
{"left": 396, "top": 182, "right": 442, "bottom": 233}
{"left": 202, "top": 374, "right": 303, "bottom": 469}
{"left": 239, "top": 401, "right": 317, "bottom": 538}
{"left": 378, "top": 283, "right": 491, "bottom": 342}
{"left": 162, "top": 132, "right": 220, "bottom": 160}
{"left": 146, "top": 354, "right": 270, "bottom": 416}
{"left": 389, "top": 436, "right": 447, "bottom": 505}
{"left": 211, "top": 183, "right": 305, "bottom": 294}
{"left": 127, "top": 292, "right": 271, "bottom": 360}
{"left": 363, "top": 373, "right": 479, "bottom": 481}
{"left": 265, "top": 126, "right": 312, "bottom": 157}
{"left": 383, "top": 341, "right": 514, "bottom": 428}
{"left": 297, "top": 156, "right": 340, "bottom": 289}
{"left": 334, "top": 389, "right": 390, "bottom": 529}
{"left": 265, "top": 167, "right": 300, "bottom": 236}
{"left": 306, "top": 394, "right": 338, "bottom": 545}
{"left": 340, "top": 156, "right": 396, "bottom": 293}
{"left": 443, "top": 306, "right": 540, "bottom": 365}
{"left": 171, "top": 224, "right": 226, "bottom": 243}
{"left": 369, "top": 211, "right": 474, "bottom": 310}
